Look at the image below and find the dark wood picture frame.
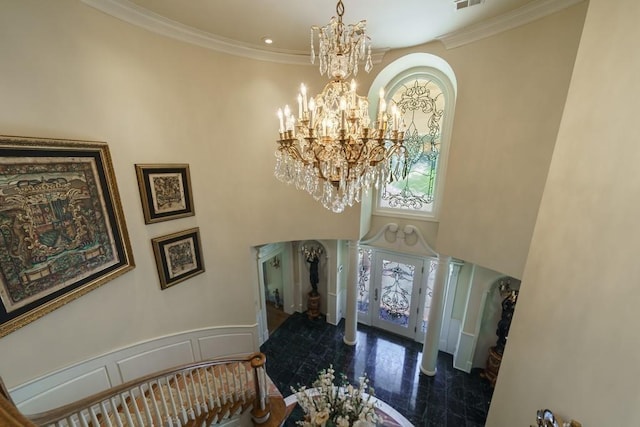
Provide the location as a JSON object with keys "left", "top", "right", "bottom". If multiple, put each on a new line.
{"left": 0, "top": 136, "right": 135, "bottom": 337}
{"left": 151, "top": 227, "right": 204, "bottom": 289}
{"left": 135, "top": 164, "right": 195, "bottom": 224}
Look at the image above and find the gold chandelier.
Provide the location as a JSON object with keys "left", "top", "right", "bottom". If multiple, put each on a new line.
{"left": 275, "top": 0, "right": 407, "bottom": 213}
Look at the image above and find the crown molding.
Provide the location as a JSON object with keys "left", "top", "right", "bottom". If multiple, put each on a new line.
{"left": 82, "top": 0, "right": 583, "bottom": 61}
{"left": 81, "top": 0, "right": 388, "bottom": 65}
{"left": 436, "top": 0, "right": 584, "bottom": 49}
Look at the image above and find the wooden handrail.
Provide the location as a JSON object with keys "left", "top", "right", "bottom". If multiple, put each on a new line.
{"left": 1, "top": 376, "right": 36, "bottom": 427}
{"left": 6, "top": 352, "right": 283, "bottom": 427}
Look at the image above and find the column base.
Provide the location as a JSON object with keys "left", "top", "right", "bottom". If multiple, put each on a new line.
{"left": 343, "top": 336, "right": 357, "bottom": 346}
{"left": 420, "top": 366, "right": 437, "bottom": 376}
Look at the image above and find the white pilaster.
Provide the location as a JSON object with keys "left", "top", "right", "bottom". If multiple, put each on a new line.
{"left": 343, "top": 241, "right": 359, "bottom": 345}
{"left": 421, "top": 255, "right": 451, "bottom": 376}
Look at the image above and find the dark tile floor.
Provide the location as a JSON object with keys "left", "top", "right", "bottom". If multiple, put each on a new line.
{"left": 260, "top": 312, "right": 494, "bottom": 426}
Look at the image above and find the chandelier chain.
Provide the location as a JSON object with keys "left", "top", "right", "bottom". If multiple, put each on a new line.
{"left": 336, "top": 0, "right": 345, "bottom": 19}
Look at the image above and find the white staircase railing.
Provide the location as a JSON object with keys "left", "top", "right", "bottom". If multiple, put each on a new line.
{"left": 16, "top": 353, "right": 278, "bottom": 427}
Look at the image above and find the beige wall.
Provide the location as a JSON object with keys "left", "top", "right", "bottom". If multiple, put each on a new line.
{"left": 436, "top": 3, "right": 587, "bottom": 279}
{"left": 0, "top": 0, "right": 358, "bottom": 387}
{"left": 488, "top": 0, "right": 640, "bottom": 424}
{"left": 364, "top": 3, "right": 587, "bottom": 279}
{"left": 0, "top": 0, "right": 592, "bottom": 406}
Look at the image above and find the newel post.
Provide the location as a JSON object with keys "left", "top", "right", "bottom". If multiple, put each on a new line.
{"left": 250, "top": 353, "right": 271, "bottom": 424}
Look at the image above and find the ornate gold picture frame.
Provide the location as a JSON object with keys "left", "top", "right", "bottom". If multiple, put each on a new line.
{"left": 135, "top": 164, "right": 195, "bottom": 224}
{"left": 151, "top": 228, "right": 204, "bottom": 289}
{"left": 0, "top": 136, "right": 135, "bottom": 337}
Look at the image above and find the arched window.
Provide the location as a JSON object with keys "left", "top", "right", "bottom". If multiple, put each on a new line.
{"left": 369, "top": 54, "right": 457, "bottom": 219}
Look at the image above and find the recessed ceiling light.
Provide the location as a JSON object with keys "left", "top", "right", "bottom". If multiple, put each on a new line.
{"left": 262, "top": 37, "right": 274, "bottom": 45}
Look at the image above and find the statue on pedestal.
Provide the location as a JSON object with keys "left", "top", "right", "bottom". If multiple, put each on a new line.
{"left": 301, "top": 244, "right": 323, "bottom": 319}
{"left": 495, "top": 288, "right": 518, "bottom": 354}
{"left": 481, "top": 277, "right": 519, "bottom": 386}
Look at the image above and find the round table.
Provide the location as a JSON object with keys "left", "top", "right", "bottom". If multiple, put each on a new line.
{"left": 283, "top": 388, "right": 413, "bottom": 426}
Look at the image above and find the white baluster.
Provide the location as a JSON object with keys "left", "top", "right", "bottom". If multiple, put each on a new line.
{"left": 137, "top": 385, "right": 154, "bottom": 426}
{"left": 188, "top": 371, "right": 202, "bottom": 417}
{"left": 119, "top": 392, "right": 135, "bottom": 427}
{"left": 100, "top": 401, "right": 114, "bottom": 427}
{"left": 130, "top": 389, "right": 145, "bottom": 427}
{"left": 156, "top": 378, "right": 172, "bottom": 427}
{"left": 88, "top": 406, "right": 101, "bottom": 427}
{"left": 109, "top": 397, "right": 125, "bottom": 427}
{"left": 172, "top": 374, "right": 188, "bottom": 424}
{"left": 202, "top": 367, "right": 215, "bottom": 410}
{"left": 78, "top": 411, "right": 90, "bottom": 427}
{"left": 179, "top": 374, "right": 195, "bottom": 421}
{"left": 165, "top": 376, "right": 180, "bottom": 426}
{"left": 211, "top": 367, "right": 222, "bottom": 408}
{"left": 243, "top": 362, "right": 251, "bottom": 403}
{"left": 195, "top": 369, "right": 208, "bottom": 413}
{"left": 147, "top": 381, "right": 163, "bottom": 426}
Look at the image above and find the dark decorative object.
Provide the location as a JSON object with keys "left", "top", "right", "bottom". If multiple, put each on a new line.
{"left": 301, "top": 244, "right": 323, "bottom": 319}
{"left": 135, "top": 164, "right": 194, "bottom": 224}
{"left": 0, "top": 136, "right": 135, "bottom": 337}
{"left": 270, "top": 255, "right": 280, "bottom": 269}
{"left": 151, "top": 228, "right": 204, "bottom": 289}
{"left": 495, "top": 288, "right": 518, "bottom": 354}
{"left": 273, "top": 288, "right": 280, "bottom": 308}
{"left": 535, "top": 408, "right": 582, "bottom": 427}
{"left": 481, "top": 278, "right": 519, "bottom": 387}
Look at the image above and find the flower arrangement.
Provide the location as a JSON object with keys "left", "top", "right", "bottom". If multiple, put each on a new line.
{"left": 291, "top": 366, "right": 379, "bottom": 427}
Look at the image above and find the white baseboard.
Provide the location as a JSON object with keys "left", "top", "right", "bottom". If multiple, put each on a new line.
{"left": 453, "top": 331, "right": 475, "bottom": 373}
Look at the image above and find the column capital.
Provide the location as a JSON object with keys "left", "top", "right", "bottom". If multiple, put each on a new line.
{"left": 346, "top": 240, "right": 359, "bottom": 250}
{"left": 436, "top": 254, "right": 452, "bottom": 265}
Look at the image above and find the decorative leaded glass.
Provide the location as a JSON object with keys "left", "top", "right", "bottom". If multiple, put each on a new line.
{"left": 378, "top": 259, "right": 416, "bottom": 328}
{"left": 379, "top": 78, "right": 445, "bottom": 214}
{"left": 357, "top": 247, "right": 372, "bottom": 314}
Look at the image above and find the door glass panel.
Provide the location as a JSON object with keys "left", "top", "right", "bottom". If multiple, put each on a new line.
{"left": 379, "top": 259, "right": 416, "bottom": 328}
{"left": 421, "top": 259, "right": 437, "bottom": 333}
{"left": 357, "top": 247, "right": 373, "bottom": 315}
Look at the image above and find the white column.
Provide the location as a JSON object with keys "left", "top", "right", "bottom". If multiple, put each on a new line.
{"left": 343, "top": 241, "right": 359, "bottom": 345}
{"left": 420, "top": 255, "right": 451, "bottom": 376}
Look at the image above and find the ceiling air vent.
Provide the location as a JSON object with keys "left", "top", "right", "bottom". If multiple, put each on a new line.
{"left": 455, "top": 0, "right": 484, "bottom": 10}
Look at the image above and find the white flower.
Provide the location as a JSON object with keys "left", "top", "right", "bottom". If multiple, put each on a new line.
{"left": 313, "top": 410, "right": 330, "bottom": 426}
{"left": 293, "top": 366, "right": 379, "bottom": 427}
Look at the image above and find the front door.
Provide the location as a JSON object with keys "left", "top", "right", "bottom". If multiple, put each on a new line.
{"left": 370, "top": 252, "right": 424, "bottom": 339}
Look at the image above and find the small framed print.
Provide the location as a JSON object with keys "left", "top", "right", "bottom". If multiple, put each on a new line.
{"left": 151, "top": 228, "right": 204, "bottom": 289}
{"left": 135, "top": 164, "right": 195, "bottom": 224}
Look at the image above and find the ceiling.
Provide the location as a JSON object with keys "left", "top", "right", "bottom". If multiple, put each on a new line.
{"left": 83, "top": 0, "right": 582, "bottom": 61}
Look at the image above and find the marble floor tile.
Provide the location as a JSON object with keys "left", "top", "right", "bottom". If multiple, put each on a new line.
{"left": 260, "top": 313, "right": 494, "bottom": 426}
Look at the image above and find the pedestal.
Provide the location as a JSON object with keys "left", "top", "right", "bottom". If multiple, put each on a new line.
{"left": 307, "top": 293, "right": 320, "bottom": 320}
{"left": 480, "top": 346, "right": 503, "bottom": 387}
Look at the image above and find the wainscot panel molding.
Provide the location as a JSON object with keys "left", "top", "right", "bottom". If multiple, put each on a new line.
{"left": 116, "top": 340, "right": 195, "bottom": 383}
{"left": 327, "top": 291, "right": 339, "bottom": 326}
{"left": 453, "top": 331, "right": 476, "bottom": 373}
{"left": 10, "top": 324, "right": 258, "bottom": 415}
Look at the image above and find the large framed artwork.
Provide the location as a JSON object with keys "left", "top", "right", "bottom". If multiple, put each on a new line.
{"left": 151, "top": 228, "right": 204, "bottom": 289}
{"left": 135, "top": 164, "right": 195, "bottom": 224}
{"left": 0, "top": 136, "right": 135, "bottom": 337}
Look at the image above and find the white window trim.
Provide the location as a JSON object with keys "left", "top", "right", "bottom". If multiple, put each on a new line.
{"left": 368, "top": 53, "right": 457, "bottom": 222}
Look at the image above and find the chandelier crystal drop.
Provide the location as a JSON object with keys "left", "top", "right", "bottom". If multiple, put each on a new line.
{"left": 274, "top": 0, "right": 408, "bottom": 213}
